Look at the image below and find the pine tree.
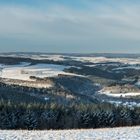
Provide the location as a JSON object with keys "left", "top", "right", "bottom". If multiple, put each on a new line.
{"left": 0, "top": 111, "right": 17, "bottom": 129}
{"left": 119, "top": 109, "right": 132, "bottom": 126}
{"left": 40, "top": 110, "right": 58, "bottom": 129}
{"left": 103, "top": 110, "right": 116, "bottom": 127}
{"left": 21, "top": 110, "right": 38, "bottom": 130}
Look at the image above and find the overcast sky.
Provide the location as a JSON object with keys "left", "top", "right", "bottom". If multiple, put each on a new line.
{"left": 0, "top": 0, "right": 140, "bottom": 53}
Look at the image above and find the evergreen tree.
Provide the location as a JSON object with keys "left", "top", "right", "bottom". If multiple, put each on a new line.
{"left": 0, "top": 111, "right": 17, "bottom": 129}
{"left": 21, "top": 110, "right": 38, "bottom": 130}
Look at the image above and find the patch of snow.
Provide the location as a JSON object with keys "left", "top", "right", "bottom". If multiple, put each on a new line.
{"left": 0, "top": 62, "right": 30, "bottom": 69}
{"left": 0, "top": 54, "right": 65, "bottom": 61}
{"left": 86, "top": 64, "right": 96, "bottom": 67}
{"left": 70, "top": 56, "right": 108, "bottom": 63}
{"left": 99, "top": 90, "right": 140, "bottom": 98}
{"left": 70, "top": 66, "right": 82, "bottom": 69}
{"left": 94, "top": 83, "right": 101, "bottom": 87}
{"left": 0, "top": 63, "right": 82, "bottom": 81}
{"left": 70, "top": 56, "right": 140, "bottom": 65}
{"left": 113, "top": 66, "right": 140, "bottom": 70}
{"left": 108, "top": 100, "right": 140, "bottom": 108}
{"left": 31, "top": 55, "right": 65, "bottom": 61}
{"left": 44, "top": 97, "right": 50, "bottom": 101}
{"left": 86, "top": 63, "right": 120, "bottom": 67}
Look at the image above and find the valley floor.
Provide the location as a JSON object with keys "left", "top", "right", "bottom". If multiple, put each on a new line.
{"left": 0, "top": 126, "right": 140, "bottom": 140}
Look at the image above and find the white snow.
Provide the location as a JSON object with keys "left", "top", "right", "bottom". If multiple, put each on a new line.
{"left": 99, "top": 90, "right": 140, "bottom": 108}
{"left": 113, "top": 66, "right": 140, "bottom": 70}
{"left": 0, "top": 63, "right": 81, "bottom": 81}
{"left": 44, "top": 97, "right": 50, "bottom": 101}
{"left": 70, "top": 56, "right": 140, "bottom": 65}
{"left": 108, "top": 100, "right": 140, "bottom": 108}
{"left": 0, "top": 62, "right": 30, "bottom": 69}
{"left": 70, "top": 56, "right": 108, "bottom": 63}
{"left": 99, "top": 90, "right": 140, "bottom": 97}
{"left": 0, "top": 54, "right": 65, "bottom": 61}
{"left": 0, "top": 127, "right": 140, "bottom": 140}
{"left": 136, "top": 81, "right": 140, "bottom": 86}
{"left": 1, "top": 54, "right": 140, "bottom": 65}
{"left": 31, "top": 55, "right": 65, "bottom": 61}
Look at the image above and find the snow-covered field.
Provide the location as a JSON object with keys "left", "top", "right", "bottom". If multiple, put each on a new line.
{"left": 0, "top": 126, "right": 140, "bottom": 140}
{"left": 113, "top": 66, "right": 140, "bottom": 70}
{"left": 0, "top": 54, "right": 65, "bottom": 61}
{"left": 98, "top": 90, "right": 140, "bottom": 108}
{"left": 108, "top": 100, "right": 140, "bottom": 108}
{"left": 99, "top": 90, "right": 140, "bottom": 98}
{"left": 0, "top": 63, "right": 80, "bottom": 81}
{"left": 70, "top": 56, "right": 140, "bottom": 65}
{"left": 1, "top": 53, "right": 140, "bottom": 65}
{"left": 1, "top": 55, "right": 140, "bottom": 82}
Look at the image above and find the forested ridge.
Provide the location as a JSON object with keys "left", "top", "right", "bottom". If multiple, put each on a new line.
{"left": 0, "top": 100, "right": 140, "bottom": 130}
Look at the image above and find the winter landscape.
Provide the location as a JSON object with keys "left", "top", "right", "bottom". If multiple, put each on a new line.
{"left": 0, "top": 53, "right": 140, "bottom": 139}
{"left": 1, "top": 0, "right": 140, "bottom": 139}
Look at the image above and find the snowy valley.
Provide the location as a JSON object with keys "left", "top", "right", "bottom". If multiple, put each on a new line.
{"left": 0, "top": 53, "right": 140, "bottom": 131}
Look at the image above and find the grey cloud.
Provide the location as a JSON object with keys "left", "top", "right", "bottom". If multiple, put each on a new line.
{"left": 0, "top": 3, "right": 140, "bottom": 53}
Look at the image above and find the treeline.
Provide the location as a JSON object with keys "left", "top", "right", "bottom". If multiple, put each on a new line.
{"left": 0, "top": 100, "right": 140, "bottom": 130}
